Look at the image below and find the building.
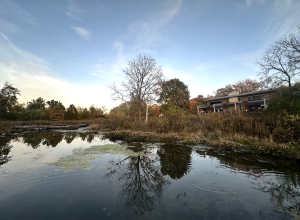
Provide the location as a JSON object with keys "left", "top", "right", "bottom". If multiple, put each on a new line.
{"left": 197, "top": 89, "right": 277, "bottom": 113}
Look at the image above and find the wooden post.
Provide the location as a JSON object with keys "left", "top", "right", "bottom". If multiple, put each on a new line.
{"left": 207, "top": 102, "right": 210, "bottom": 112}
{"left": 222, "top": 99, "right": 227, "bottom": 109}
{"left": 243, "top": 96, "right": 249, "bottom": 111}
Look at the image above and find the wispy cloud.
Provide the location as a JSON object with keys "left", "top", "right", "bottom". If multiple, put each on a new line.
{"left": 65, "top": 0, "right": 82, "bottom": 20}
{"left": 0, "top": 0, "right": 36, "bottom": 25}
{"left": 0, "top": 32, "right": 117, "bottom": 109}
{"left": 127, "top": 0, "right": 182, "bottom": 47}
{"left": 90, "top": 73, "right": 106, "bottom": 79}
{"left": 71, "top": 26, "right": 91, "bottom": 40}
{"left": 260, "top": 1, "right": 300, "bottom": 44}
{"left": 90, "top": 41, "right": 128, "bottom": 80}
{"left": 96, "top": 2, "right": 104, "bottom": 9}
{"left": 0, "top": 18, "right": 21, "bottom": 34}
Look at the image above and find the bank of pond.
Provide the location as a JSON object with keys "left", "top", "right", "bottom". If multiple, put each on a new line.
{"left": 0, "top": 130, "right": 300, "bottom": 219}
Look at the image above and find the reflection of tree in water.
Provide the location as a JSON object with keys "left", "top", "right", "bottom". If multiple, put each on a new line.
{"left": 42, "top": 132, "right": 63, "bottom": 147}
{"left": 0, "top": 144, "right": 12, "bottom": 166}
{"left": 22, "top": 133, "right": 44, "bottom": 149}
{"left": 157, "top": 145, "right": 192, "bottom": 180}
{"left": 0, "top": 136, "right": 18, "bottom": 166}
{"left": 79, "top": 133, "right": 88, "bottom": 141}
{"left": 86, "top": 134, "right": 94, "bottom": 143}
{"left": 198, "top": 149, "right": 300, "bottom": 216}
{"left": 258, "top": 174, "right": 300, "bottom": 216}
{"left": 104, "top": 145, "right": 170, "bottom": 217}
{"left": 64, "top": 132, "right": 77, "bottom": 144}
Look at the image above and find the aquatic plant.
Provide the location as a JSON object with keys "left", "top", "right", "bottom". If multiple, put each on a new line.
{"left": 48, "top": 144, "right": 154, "bottom": 172}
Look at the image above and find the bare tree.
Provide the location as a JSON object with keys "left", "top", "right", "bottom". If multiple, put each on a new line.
{"left": 278, "top": 34, "right": 300, "bottom": 68}
{"left": 256, "top": 34, "right": 300, "bottom": 92}
{"left": 109, "top": 54, "right": 163, "bottom": 121}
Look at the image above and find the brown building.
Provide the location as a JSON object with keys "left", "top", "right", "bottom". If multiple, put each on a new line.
{"left": 197, "top": 89, "right": 277, "bottom": 113}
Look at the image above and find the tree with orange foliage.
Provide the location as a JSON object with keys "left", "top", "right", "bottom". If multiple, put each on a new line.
{"left": 214, "top": 78, "right": 261, "bottom": 97}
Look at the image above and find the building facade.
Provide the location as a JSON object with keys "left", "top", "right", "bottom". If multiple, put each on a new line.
{"left": 197, "top": 89, "right": 277, "bottom": 113}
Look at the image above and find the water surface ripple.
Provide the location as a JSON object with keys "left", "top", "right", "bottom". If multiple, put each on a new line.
{"left": 0, "top": 132, "right": 299, "bottom": 219}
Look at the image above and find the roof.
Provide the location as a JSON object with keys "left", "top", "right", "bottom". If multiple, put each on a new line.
{"left": 198, "top": 100, "right": 268, "bottom": 109}
{"left": 204, "top": 89, "right": 277, "bottom": 102}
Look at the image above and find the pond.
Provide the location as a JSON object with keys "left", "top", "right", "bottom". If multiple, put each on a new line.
{"left": 0, "top": 130, "right": 300, "bottom": 219}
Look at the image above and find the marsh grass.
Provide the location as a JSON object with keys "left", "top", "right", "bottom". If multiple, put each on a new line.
{"left": 92, "top": 111, "right": 299, "bottom": 143}
{"left": 91, "top": 111, "right": 300, "bottom": 158}
{"left": 105, "top": 130, "right": 300, "bottom": 159}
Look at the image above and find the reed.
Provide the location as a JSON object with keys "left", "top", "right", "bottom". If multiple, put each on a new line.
{"left": 92, "top": 111, "right": 299, "bottom": 143}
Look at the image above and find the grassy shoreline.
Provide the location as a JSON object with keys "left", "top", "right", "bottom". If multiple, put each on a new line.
{"left": 1, "top": 112, "right": 299, "bottom": 159}
{"left": 104, "top": 130, "right": 300, "bottom": 159}
{"left": 0, "top": 120, "right": 94, "bottom": 134}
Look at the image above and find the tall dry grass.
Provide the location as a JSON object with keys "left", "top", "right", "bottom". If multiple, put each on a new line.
{"left": 91, "top": 110, "right": 299, "bottom": 143}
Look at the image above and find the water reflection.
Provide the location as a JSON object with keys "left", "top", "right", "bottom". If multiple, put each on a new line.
{"left": 198, "top": 148, "right": 300, "bottom": 217}
{"left": 42, "top": 133, "right": 64, "bottom": 147}
{"left": 4, "top": 132, "right": 97, "bottom": 149}
{"left": 157, "top": 145, "right": 192, "bottom": 180}
{"left": 0, "top": 143, "right": 12, "bottom": 166}
{"left": 23, "top": 133, "right": 45, "bottom": 149}
{"left": 0, "top": 132, "right": 98, "bottom": 167}
{"left": 1, "top": 132, "right": 300, "bottom": 219}
{"left": 0, "top": 136, "right": 17, "bottom": 166}
{"left": 64, "top": 132, "right": 77, "bottom": 144}
{"left": 104, "top": 145, "right": 171, "bottom": 217}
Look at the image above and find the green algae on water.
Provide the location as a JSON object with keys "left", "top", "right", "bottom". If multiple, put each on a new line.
{"left": 48, "top": 144, "right": 154, "bottom": 173}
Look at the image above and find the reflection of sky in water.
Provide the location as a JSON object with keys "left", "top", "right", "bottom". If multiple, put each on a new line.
{"left": 0, "top": 133, "right": 299, "bottom": 220}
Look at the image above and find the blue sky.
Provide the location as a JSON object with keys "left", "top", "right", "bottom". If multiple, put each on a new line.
{"left": 0, "top": 0, "right": 299, "bottom": 109}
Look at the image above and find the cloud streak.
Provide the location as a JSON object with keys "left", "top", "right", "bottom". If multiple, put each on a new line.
{"left": 71, "top": 26, "right": 91, "bottom": 40}
{"left": 0, "top": 32, "right": 117, "bottom": 109}
{"left": 127, "top": 0, "right": 182, "bottom": 47}
{"left": 0, "top": 0, "right": 36, "bottom": 25}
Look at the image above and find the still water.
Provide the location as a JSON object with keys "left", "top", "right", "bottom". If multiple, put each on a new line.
{"left": 0, "top": 131, "right": 300, "bottom": 219}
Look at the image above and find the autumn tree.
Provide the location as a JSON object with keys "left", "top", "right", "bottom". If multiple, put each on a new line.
{"left": 157, "top": 78, "right": 190, "bottom": 111}
{"left": 100, "top": 105, "right": 108, "bottom": 115}
{"left": 109, "top": 54, "right": 163, "bottom": 121}
{"left": 256, "top": 33, "right": 300, "bottom": 92}
{"left": 78, "top": 107, "right": 89, "bottom": 120}
{"left": 0, "top": 82, "right": 20, "bottom": 120}
{"left": 27, "top": 97, "right": 46, "bottom": 110}
{"left": 190, "top": 95, "right": 206, "bottom": 113}
{"left": 50, "top": 104, "right": 65, "bottom": 121}
{"left": 46, "top": 99, "right": 64, "bottom": 109}
{"left": 89, "top": 105, "right": 98, "bottom": 119}
{"left": 214, "top": 84, "right": 234, "bottom": 98}
{"left": 65, "top": 104, "right": 78, "bottom": 120}
{"left": 233, "top": 79, "right": 261, "bottom": 93}
{"left": 148, "top": 104, "right": 161, "bottom": 116}
{"left": 214, "top": 78, "right": 261, "bottom": 97}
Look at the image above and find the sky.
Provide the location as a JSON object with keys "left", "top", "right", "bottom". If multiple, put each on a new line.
{"left": 0, "top": 0, "right": 299, "bottom": 110}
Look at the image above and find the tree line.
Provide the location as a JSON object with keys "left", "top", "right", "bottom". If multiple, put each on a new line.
{"left": 1, "top": 26, "right": 299, "bottom": 121}
{"left": 110, "top": 28, "right": 300, "bottom": 119}
{"left": 0, "top": 84, "right": 107, "bottom": 121}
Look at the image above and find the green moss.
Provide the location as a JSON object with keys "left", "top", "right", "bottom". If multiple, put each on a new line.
{"left": 48, "top": 144, "right": 154, "bottom": 173}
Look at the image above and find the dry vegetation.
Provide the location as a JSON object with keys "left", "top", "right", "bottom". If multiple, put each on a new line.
{"left": 89, "top": 111, "right": 300, "bottom": 158}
